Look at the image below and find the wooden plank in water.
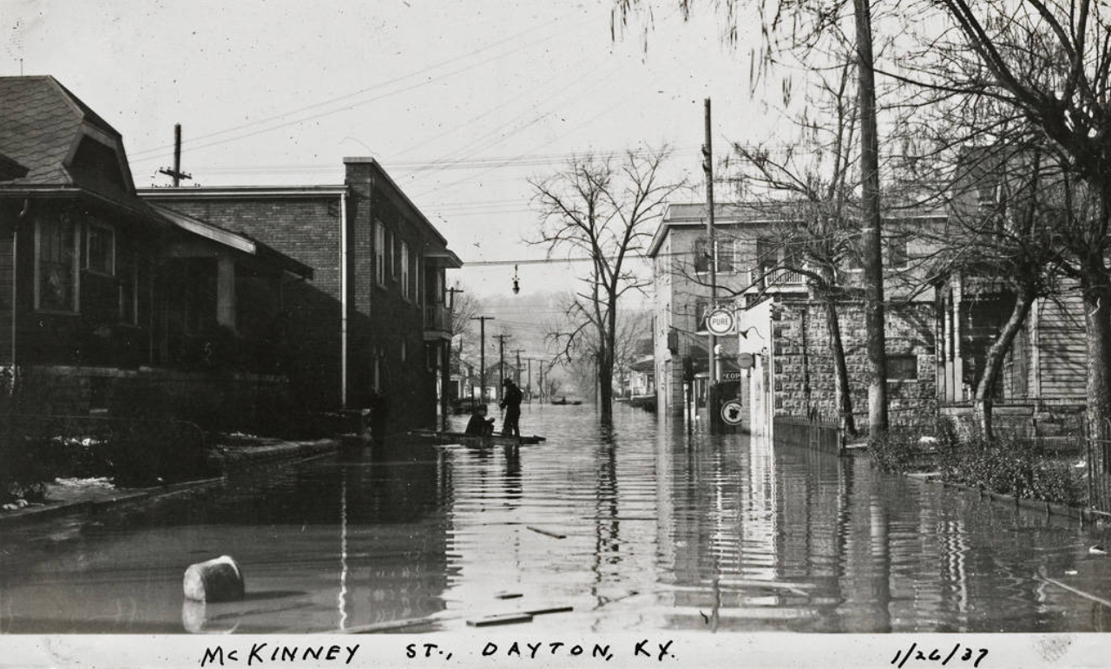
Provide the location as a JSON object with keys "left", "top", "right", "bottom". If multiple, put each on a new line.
{"left": 526, "top": 526, "right": 567, "bottom": 539}
{"left": 524, "top": 605, "right": 573, "bottom": 616}
{"left": 343, "top": 616, "right": 439, "bottom": 633}
{"left": 494, "top": 592, "right": 523, "bottom": 600}
{"left": 467, "top": 613, "right": 534, "bottom": 627}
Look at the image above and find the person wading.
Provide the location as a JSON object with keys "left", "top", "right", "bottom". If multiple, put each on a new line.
{"left": 500, "top": 378, "right": 523, "bottom": 438}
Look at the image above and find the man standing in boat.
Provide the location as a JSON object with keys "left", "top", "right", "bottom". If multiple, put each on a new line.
{"left": 500, "top": 378, "right": 523, "bottom": 438}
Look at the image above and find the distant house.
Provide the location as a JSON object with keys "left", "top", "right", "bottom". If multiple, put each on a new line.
{"left": 0, "top": 76, "right": 310, "bottom": 428}
{"left": 140, "top": 158, "right": 462, "bottom": 433}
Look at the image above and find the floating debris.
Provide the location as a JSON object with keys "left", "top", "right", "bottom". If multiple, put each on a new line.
{"left": 184, "top": 555, "right": 245, "bottom": 602}
{"left": 495, "top": 592, "right": 523, "bottom": 600}
{"left": 467, "top": 613, "right": 534, "bottom": 627}
{"left": 524, "top": 605, "right": 573, "bottom": 616}
{"left": 526, "top": 526, "right": 566, "bottom": 539}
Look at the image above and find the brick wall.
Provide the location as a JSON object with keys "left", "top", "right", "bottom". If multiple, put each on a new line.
{"left": 771, "top": 299, "right": 938, "bottom": 429}
{"left": 3, "top": 365, "right": 297, "bottom": 434}
{"left": 345, "top": 161, "right": 443, "bottom": 431}
{"left": 143, "top": 196, "right": 344, "bottom": 411}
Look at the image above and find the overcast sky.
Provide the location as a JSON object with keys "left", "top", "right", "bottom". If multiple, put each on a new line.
{"left": 4, "top": 0, "right": 792, "bottom": 299}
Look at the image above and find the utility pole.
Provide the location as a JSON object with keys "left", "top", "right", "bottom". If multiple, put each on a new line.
{"left": 538, "top": 363, "right": 545, "bottom": 404}
{"left": 471, "top": 316, "right": 494, "bottom": 402}
{"left": 527, "top": 358, "right": 533, "bottom": 403}
{"left": 512, "top": 349, "right": 524, "bottom": 387}
{"left": 159, "top": 124, "right": 193, "bottom": 187}
{"left": 495, "top": 334, "right": 511, "bottom": 401}
{"left": 703, "top": 98, "right": 718, "bottom": 432}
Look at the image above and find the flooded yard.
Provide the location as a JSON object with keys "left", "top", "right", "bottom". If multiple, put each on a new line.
{"left": 2, "top": 404, "right": 1110, "bottom": 634}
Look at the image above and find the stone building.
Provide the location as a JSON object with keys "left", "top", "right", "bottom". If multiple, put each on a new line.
{"left": 650, "top": 201, "right": 946, "bottom": 432}
{"left": 141, "top": 158, "right": 462, "bottom": 433}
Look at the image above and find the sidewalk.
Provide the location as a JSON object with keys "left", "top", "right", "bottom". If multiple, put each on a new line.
{"left": 0, "top": 436, "right": 341, "bottom": 526}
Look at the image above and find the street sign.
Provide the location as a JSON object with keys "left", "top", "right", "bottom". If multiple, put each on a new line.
{"left": 737, "top": 353, "right": 755, "bottom": 368}
{"left": 722, "top": 370, "right": 745, "bottom": 381}
{"left": 706, "top": 308, "right": 735, "bottom": 336}
{"left": 721, "top": 399, "right": 744, "bottom": 426}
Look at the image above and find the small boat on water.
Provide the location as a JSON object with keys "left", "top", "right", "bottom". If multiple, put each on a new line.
{"left": 409, "top": 429, "right": 546, "bottom": 447}
{"left": 550, "top": 397, "right": 582, "bottom": 406}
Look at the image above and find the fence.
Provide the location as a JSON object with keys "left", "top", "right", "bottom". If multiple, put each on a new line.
{"left": 0, "top": 413, "right": 209, "bottom": 490}
{"left": 1087, "top": 420, "right": 1111, "bottom": 515}
{"left": 773, "top": 411, "right": 843, "bottom": 455}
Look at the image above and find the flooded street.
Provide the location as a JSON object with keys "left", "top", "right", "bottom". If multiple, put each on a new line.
{"left": 3, "top": 404, "right": 1110, "bottom": 634}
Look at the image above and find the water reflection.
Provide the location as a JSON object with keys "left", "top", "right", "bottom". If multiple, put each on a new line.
{"left": 2, "top": 404, "right": 1110, "bottom": 633}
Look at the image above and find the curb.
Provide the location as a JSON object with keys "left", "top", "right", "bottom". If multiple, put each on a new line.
{"left": 906, "top": 470, "right": 1111, "bottom": 523}
{"left": 1, "top": 439, "right": 341, "bottom": 526}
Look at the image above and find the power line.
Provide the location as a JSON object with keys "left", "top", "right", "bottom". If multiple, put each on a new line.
{"left": 130, "top": 10, "right": 590, "bottom": 164}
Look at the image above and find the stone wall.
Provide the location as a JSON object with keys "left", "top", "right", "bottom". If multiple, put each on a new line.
{"left": 771, "top": 299, "right": 938, "bottom": 429}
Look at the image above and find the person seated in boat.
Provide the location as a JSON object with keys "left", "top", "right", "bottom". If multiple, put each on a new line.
{"left": 465, "top": 404, "right": 495, "bottom": 437}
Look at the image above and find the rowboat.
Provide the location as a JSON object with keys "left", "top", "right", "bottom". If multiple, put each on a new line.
{"left": 408, "top": 429, "right": 546, "bottom": 447}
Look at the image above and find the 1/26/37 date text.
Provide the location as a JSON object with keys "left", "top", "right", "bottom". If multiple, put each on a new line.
{"left": 892, "top": 642, "right": 988, "bottom": 668}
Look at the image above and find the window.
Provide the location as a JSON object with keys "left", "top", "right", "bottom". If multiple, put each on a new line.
{"left": 693, "top": 237, "right": 710, "bottom": 273}
{"left": 35, "top": 211, "right": 79, "bottom": 312}
{"left": 401, "top": 241, "right": 410, "bottom": 299}
{"left": 390, "top": 234, "right": 399, "bottom": 279}
{"left": 718, "top": 239, "right": 736, "bottom": 273}
{"left": 85, "top": 223, "right": 115, "bottom": 275}
{"left": 375, "top": 221, "right": 386, "bottom": 286}
{"left": 886, "top": 235, "right": 909, "bottom": 270}
{"left": 888, "top": 355, "right": 918, "bottom": 381}
{"left": 118, "top": 252, "right": 138, "bottom": 325}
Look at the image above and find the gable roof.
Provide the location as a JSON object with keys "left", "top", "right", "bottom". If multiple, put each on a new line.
{"left": 150, "top": 203, "right": 314, "bottom": 279}
{"left": 0, "top": 76, "right": 150, "bottom": 214}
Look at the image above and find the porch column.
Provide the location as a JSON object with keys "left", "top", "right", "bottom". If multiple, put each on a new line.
{"left": 953, "top": 277, "right": 964, "bottom": 401}
{"left": 216, "top": 253, "right": 237, "bottom": 330}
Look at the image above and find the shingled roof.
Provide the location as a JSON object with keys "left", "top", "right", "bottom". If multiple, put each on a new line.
{"left": 0, "top": 76, "right": 156, "bottom": 218}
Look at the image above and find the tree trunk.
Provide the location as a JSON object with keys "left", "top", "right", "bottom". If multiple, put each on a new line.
{"left": 824, "top": 299, "right": 857, "bottom": 437}
{"left": 973, "top": 281, "right": 1035, "bottom": 442}
{"left": 1083, "top": 272, "right": 1111, "bottom": 473}
{"left": 598, "top": 347, "right": 614, "bottom": 421}
{"left": 853, "top": 0, "right": 887, "bottom": 436}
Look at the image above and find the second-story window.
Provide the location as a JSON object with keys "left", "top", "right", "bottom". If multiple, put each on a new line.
{"left": 401, "top": 240, "right": 410, "bottom": 299}
{"left": 886, "top": 233, "right": 909, "bottom": 270}
{"left": 375, "top": 221, "right": 386, "bottom": 286}
{"left": 693, "top": 237, "right": 710, "bottom": 273}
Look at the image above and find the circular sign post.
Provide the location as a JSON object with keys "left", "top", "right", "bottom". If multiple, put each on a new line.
{"left": 721, "top": 399, "right": 745, "bottom": 426}
{"left": 706, "top": 308, "right": 735, "bottom": 336}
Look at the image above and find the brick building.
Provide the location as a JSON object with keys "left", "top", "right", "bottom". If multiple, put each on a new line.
{"left": 141, "top": 158, "right": 462, "bottom": 433}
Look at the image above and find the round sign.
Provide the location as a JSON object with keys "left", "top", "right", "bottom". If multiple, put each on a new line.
{"left": 706, "top": 308, "right": 735, "bottom": 336}
{"left": 721, "top": 399, "right": 744, "bottom": 426}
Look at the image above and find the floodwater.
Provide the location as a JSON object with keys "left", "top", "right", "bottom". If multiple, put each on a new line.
{"left": 2, "top": 403, "right": 1111, "bottom": 634}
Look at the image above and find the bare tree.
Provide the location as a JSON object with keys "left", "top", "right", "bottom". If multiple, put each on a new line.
{"left": 530, "top": 147, "right": 687, "bottom": 420}
{"left": 614, "top": 0, "right": 894, "bottom": 433}
{"left": 729, "top": 56, "right": 863, "bottom": 436}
